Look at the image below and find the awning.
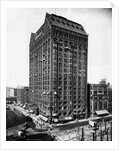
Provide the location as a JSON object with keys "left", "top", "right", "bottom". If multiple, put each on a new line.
{"left": 95, "top": 110, "right": 109, "bottom": 116}
{"left": 67, "top": 116, "right": 72, "bottom": 120}
{"left": 65, "top": 117, "right": 69, "bottom": 120}
{"left": 52, "top": 113, "right": 57, "bottom": 117}
{"left": 64, "top": 117, "right": 73, "bottom": 120}
{"left": 53, "top": 118, "right": 58, "bottom": 123}
{"left": 59, "top": 118, "right": 66, "bottom": 122}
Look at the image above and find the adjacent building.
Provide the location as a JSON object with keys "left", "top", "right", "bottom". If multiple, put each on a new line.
{"left": 6, "top": 87, "right": 14, "bottom": 97}
{"left": 17, "top": 86, "right": 29, "bottom": 104}
{"left": 88, "top": 80, "right": 110, "bottom": 117}
{"left": 29, "top": 13, "right": 88, "bottom": 123}
{"left": 6, "top": 87, "right": 10, "bottom": 97}
{"left": 107, "top": 85, "right": 112, "bottom": 114}
{"left": 6, "top": 87, "right": 17, "bottom": 97}
{"left": 14, "top": 88, "right": 17, "bottom": 98}
{"left": 6, "top": 87, "right": 18, "bottom": 103}
{"left": 23, "top": 87, "right": 29, "bottom": 104}
{"left": 17, "top": 87, "right": 24, "bottom": 104}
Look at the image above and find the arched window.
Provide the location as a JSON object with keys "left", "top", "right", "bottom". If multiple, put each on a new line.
{"left": 48, "top": 38, "right": 50, "bottom": 46}
{"left": 69, "top": 42, "right": 73, "bottom": 48}
{"left": 74, "top": 43, "right": 77, "bottom": 49}
{"left": 59, "top": 39, "right": 63, "bottom": 43}
{"left": 53, "top": 38, "right": 57, "bottom": 44}
{"left": 64, "top": 41, "right": 68, "bottom": 47}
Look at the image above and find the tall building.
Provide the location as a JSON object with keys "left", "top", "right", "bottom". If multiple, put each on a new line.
{"left": 29, "top": 13, "right": 88, "bottom": 123}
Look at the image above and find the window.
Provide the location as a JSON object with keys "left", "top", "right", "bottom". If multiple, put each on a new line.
{"left": 99, "top": 96, "right": 102, "bottom": 100}
{"left": 51, "top": 17, "right": 55, "bottom": 21}
{"left": 64, "top": 106, "right": 67, "bottom": 110}
{"left": 94, "top": 96, "right": 97, "bottom": 100}
{"left": 80, "top": 27, "right": 84, "bottom": 31}
{"left": 59, "top": 113, "right": 61, "bottom": 116}
{"left": 57, "top": 19, "right": 60, "bottom": 23}
{"left": 99, "top": 91, "right": 103, "bottom": 94}
{"left": 76, "top": 26, "right": 79, "bottom": 29}
{"left": 62, "top": 21, "right": 65, "bottom": 25}
{"left": 64, "top": 41, "right": 68, "bottom": 47}
{"left": 53, "top": 38, "right": 57, "bottom": 44}
{"left": 59, "top": 33, "right": 63, "bottom": 37}
{"left": 104, "top": 91, "right": 107, "bottom": 94}
{"left": 67, "top": 22, "right": 70, "bottom": 26}
{"left": 71, "top": 24, "right": 74, "bottom": 28}
{"left": 64, "top": 112, "right": 67, "bottom": 116}
{"left": 59, "top": 47, "right": 62, "bottom": 52}
{"left": 94, "top": 91, "right": 97, "bottom": 95}
{"left": 59, "top": 39, "right": 63, "bottom": 46}
{"left": 59, "top": 57, "right": 62, "bottom": 62}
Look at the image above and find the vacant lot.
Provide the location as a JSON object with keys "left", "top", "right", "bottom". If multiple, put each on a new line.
{"left": 6, "top": 107, "right": 32, "bottom": 129}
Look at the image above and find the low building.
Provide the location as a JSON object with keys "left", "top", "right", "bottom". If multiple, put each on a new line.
{"left": 108, "top": 85, "right": 112, "bottom": 114}
{"left": 6, "top": 87, "right": 17, "bottom": 103}
{"left": 6, "top": 87, "right": 14, "bottom": 97}
{"left": 17, "top": 86, "right": 29, "bottom": 104}
{"left": 87, "top": 83, "right": 91, "bottom": 118}
{"left": 17, "top": 87, "right": 24, "bottom": 104}
{"left": 88, "top": 80, "right": 110, "bottom": 117}
{"left": 6, "top": 87, "right": 17, "bottom": 97}
{"left": 14, "top": 88, "right": 17, "bottom": 98}
{"left": 23, "top": 87, "right": 29, "bottom": 104}
{"left": 6, "top": 87, "right": 10, "bottom": 97}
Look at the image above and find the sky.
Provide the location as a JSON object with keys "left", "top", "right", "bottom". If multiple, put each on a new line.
{"left": 6, "top": 8, "right": 112, "bottom": 88}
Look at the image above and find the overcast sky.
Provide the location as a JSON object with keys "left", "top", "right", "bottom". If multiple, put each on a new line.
{"left": 6, "top": 8, "right": 112, "bottom": 88}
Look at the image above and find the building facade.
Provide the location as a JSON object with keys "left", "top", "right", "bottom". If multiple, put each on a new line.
{"left": 17, "top": 86, "right": 29, "bottom": 104}
{"left": 29, "top": 13, "right": 88, "bottom": 123}
{"left": 108, "top": 86, "right": 112, "bottom": 114}
{"left": 6, "top": 87, "right": 17, "bottom": 98}
{"left": 17, "top": 87, "right": 24, "bottom": 104}
{"left": 89, "top": 80, "right": 109, "bottom": 117}
{"left": 6, "top": 87, "right": 14, "bottom": 97}
{"left": 14, "top": 88, "right": 17, "bottom": 98}
{"left": 23, "top": 87, "right": 29, "bottom": 104}
{"left": 6, "top": 87, "right": 10, "bottom": 97}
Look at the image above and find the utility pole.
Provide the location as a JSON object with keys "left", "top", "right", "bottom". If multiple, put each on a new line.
{"left": 93, "top": 132, "right": 95, "bottom": 141}
{"left": 104, "top": 119, "right": 107, "bottom": 133}
{"left": 110, "top": 121, "right": 112, "bottom": 141}
{"left": 81, "top": 127, "right": 84, "bottom": 141}
{"left": 95, "top": 128, "right": 97, "bottom": 141}
{"left": 107, "top": 128, "right": 109, "bottom": 141}
{"left": 100, "top": 130, "right": 103, "bottom": 141}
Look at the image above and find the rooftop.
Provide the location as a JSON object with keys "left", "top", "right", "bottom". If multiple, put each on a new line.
{"left": 37, "top": 13, "right": 87, "bottom": 36}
